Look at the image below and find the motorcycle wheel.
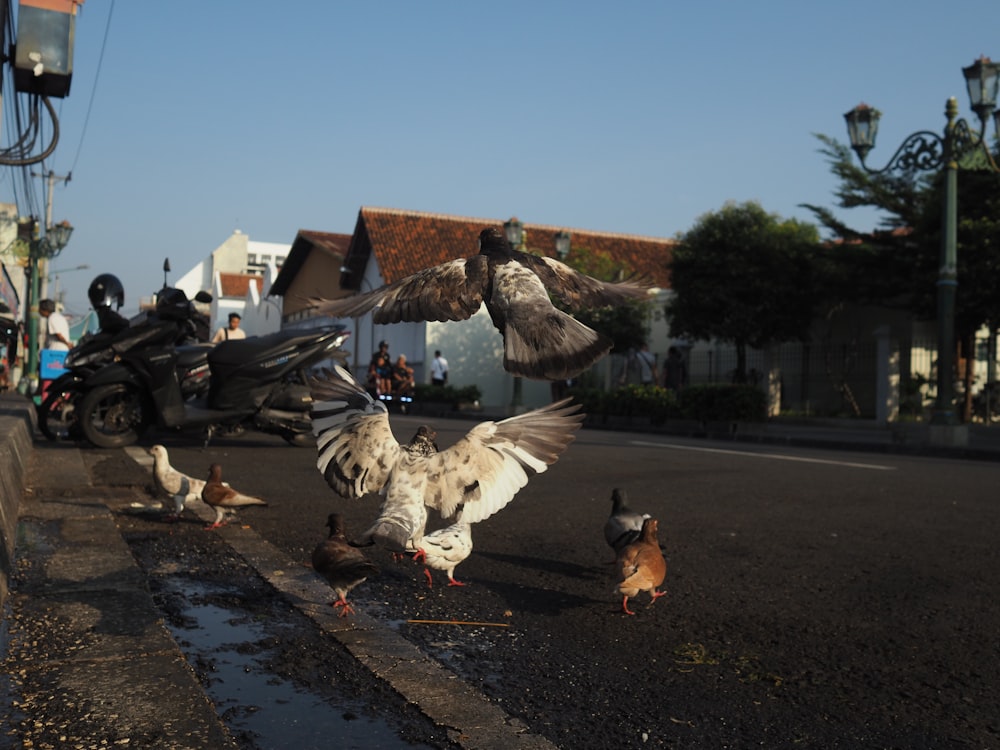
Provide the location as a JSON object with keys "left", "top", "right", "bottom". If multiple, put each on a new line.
{"left": 78, "top": 383, "right": 149, "bottom": 449}
{"left": 38, "top": 387, "right": 82, "bottom": 442}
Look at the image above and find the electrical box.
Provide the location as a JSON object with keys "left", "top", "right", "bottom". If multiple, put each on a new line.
{"left": 13, "top": 0, "right": 82, "bottom": 98}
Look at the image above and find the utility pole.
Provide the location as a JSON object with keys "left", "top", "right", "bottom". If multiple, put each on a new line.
{"left": 30, "top": 169, "right": 72, "bottom": 300}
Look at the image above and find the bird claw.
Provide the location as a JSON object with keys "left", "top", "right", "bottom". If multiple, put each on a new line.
{"left": 412, "top": 548, "right": 426, "bottom": 563}
{"left": 447, "top": 578, "right": 466, "bottom": 587}
{"left": 333, "top": 599, "right": 355, "bottom": 617}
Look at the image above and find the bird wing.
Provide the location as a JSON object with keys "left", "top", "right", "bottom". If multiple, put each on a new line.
{"left": 490, "top": 263, "right": 613, "bottom": 380}
{"left": 421, "top": 523, "right": 473, "bottom": 569}
{"left": 520, "top": 253, "right": 654, "bottom": 309}
{"left": 421, "top": 398, "right": 584, "bottom": 524}
{"left": 307, "top": 257, "right": 489, "bottom": 324}
{"left": 202, "top": 482, "right": 266, "bottom": 508}
{"left": 311, "top": 365, "right": 400, "bottom": 498}
{"left": 616, "top": 542, "right": 666, "bottom": 594}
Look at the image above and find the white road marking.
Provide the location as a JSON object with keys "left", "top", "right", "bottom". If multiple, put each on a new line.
{"left": 629, "top": 440, "right": 897, "bottom": 470}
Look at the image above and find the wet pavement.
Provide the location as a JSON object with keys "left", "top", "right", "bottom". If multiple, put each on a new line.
{"left": 1, "top": 431, "right": 555, "bottom": 750}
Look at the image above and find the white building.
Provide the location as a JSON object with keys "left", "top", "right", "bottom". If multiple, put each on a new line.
{"left": 172, "top": 230, "right": 290, "bottom": 337}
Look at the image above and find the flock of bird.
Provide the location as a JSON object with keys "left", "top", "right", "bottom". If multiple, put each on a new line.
{"left": 147, "top": 227, "right": 668, "bottom": 617}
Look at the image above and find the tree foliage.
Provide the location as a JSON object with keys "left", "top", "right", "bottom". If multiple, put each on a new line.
{"left": 666, "top": 200, "right": 823, "bottom": 382}
{"left": 803, "top": 132, "right": 1000, "bottom": 420}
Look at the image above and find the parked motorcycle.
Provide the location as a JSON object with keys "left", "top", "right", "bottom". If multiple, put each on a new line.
{"left": 74, "top": 319, "right": 350, "bottom": 449}
{"left": 38, "top": 280, "right": 212, "bottom": 441}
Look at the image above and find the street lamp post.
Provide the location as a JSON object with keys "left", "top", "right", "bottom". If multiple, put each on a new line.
{"left": 503, "top": 217, "right": 526, "bottom": 413}
{"left": 843, "top": 56, "right": 1000, "bottom": 445}
{"left": 25, "top": 220, "right": 74, "bottom": 388}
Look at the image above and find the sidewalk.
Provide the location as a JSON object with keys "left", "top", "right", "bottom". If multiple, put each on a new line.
{"left": 1, "top": 393, "right": 997, "bottom": 747}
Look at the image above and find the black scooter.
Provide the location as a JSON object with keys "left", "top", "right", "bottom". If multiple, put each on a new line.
{"left": 38, "top": 288, "right": 213, "bottom": 441}
{"left": 75, "top": 321, "right": 350, "bottom": 448}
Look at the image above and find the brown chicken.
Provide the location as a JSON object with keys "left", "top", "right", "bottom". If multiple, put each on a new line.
{"left": 311, "top": 513, "right": 379, "bottom": 617}
{"left": 614, "top": 517, "right": 666, "bottom": 615}
{"left": 200, "top": 463, "right": 267, "bottom": 530}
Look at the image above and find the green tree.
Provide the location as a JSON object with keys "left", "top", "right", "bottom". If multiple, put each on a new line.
{"left": 803, "top": 134, "right": 1000, "bottom": 420}
{"left": 667, "top": 200, "right": 823, "bottom": 382}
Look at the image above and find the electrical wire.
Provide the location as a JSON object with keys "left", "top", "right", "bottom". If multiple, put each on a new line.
{"left": 65, "top": 0, "right": 115, "bottom": 176}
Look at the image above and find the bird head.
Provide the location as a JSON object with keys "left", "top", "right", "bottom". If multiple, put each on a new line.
{"left": 326, "top": 513, "right": 345, "bottom": 535}
{"left": 207, "top": 463, "right": 222, "bottom": 481}
{"left": 640, "top": 517, "right": 659, "bottom": 543}
{"left": 611, "top": 488, "right": 627, "bottom": 509}
{"left": 478, "top": 227, "right": 509, "bottom": 257}
{"left": 408, "top": 425, "right": 439, "bottom": 456}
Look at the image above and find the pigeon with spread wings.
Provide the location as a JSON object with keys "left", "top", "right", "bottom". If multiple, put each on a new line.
{"left": 308, "top": 227, "right": 653, "bottom": 380}
{"left": 310, "top": 365, "right": 584, "bottom": 561}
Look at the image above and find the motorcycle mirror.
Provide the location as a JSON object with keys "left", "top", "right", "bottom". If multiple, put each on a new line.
{"left": 194, "top": 291, "right": 213, "bottom": 303}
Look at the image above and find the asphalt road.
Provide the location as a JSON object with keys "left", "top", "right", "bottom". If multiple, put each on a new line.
{"left": 126, "top": 418, "right": 1000, "bottom": 749}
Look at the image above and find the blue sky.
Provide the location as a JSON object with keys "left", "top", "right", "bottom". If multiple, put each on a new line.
{"left": 4, "top": 0, "right": 1000, "bottom": 316}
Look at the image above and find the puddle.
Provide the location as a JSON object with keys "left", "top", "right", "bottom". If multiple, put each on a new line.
{"left": 156, "top": 578, "right": 437, "bottom": 749}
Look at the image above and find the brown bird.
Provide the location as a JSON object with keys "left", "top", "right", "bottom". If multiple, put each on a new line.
{"left": 307, "top": 227, "right": 653, "bottom": 380}
{"left": 614, "top": 517, "right": 666, "bottom": 615}
{"left": 200, "top": 463, "right": 267, "bottom": 530}
{"left": 311, "top": 513, "right": 379, "bottom": 617}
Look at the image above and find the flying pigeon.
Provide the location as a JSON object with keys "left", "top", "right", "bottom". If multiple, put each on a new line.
{"left": 603, "top": 487, "right": 651, "bottom": 555}
{"left": 307, "top": 227, "right": 653, "bottom": 380}
{"left": 200, "top": 463, "right": 268, "bottom": 530}
{"left": 418, "top": 520, "right": 473, "bottom": 588}
{"left": 614, "top": 517, "right": 667, "bottom": 616}
{"left": 310, "top": 365, "right": 584, "bottom": 560}
{"left": 311, "top": 513, "right": 379, "bottom": 617}
{"left": 147, "top": 444, "right": 205, "bottom": 519}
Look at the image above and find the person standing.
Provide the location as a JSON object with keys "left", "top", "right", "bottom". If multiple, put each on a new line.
{"left": 211, "top": 312, "right": 246, "bottom": 343}
{"left": 39, "top": 299, "right": 71, "bottom": 351}
{"left": 634, "top": 342, "right": 658, "bottom": 386}
{"left": 368, "top": 341, "right": 393, "bottom": 397}
{"left": 663, "top": 346, "right": 688, "bottom": 391}
{"left": 430, "top": 349, "right": 449, "bottom": 386}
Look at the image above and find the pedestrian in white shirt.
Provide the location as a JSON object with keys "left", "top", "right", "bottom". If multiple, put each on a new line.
{"left": 39, "top": 299, "right": 71, "bottom": 352}
{"left": 430, "top": 350, "right": 449, "bottom": 386}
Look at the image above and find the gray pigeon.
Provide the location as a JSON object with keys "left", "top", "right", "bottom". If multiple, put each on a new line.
{"left": 603, "top": 488, "right": 651, "bottom": 554}
{"left": 308, "top": 227, "right": 653, "bottom": 380}
{"left": 311, "top": 513, "right": 379, "bottom": 617}
{"left": 310, "top": 365, "right": 584, "bottom": 560}
{"left": 148, "top": 444, "right": 205, "bottom": 519}
{"left": 201, "top": 463, "right": 268, "bottom": 530}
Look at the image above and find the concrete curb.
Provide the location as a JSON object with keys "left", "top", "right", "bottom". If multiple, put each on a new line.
{"left": 126, "top": 445, "right": 559, "bottom": 750}
{"left": 0, "top": 393, "right": 37, "bottom": 620}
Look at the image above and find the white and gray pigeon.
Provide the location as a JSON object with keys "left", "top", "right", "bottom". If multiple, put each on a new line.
{"left": 307, "top": 227, "right": 653, "bottom": 381}
{"left": 603, "top": 488, "right": 651, "bottom": 554}
{"left": 147, "top": 444, "right": 205, "bottom": 519}
{"left": 418, "top": 520, "right": 473, "bottom": 588}
{"left": 309, "top": 365, "right": 584, "bottom": 561}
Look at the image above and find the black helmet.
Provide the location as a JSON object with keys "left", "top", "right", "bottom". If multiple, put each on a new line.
{"left": 88, "top": 273, "right": 125, "bottom": 310}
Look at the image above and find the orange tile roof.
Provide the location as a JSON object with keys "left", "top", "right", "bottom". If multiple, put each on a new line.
{"left": 350, "top": 207, "right": 675, "bottom": 288}
{"left": 219, "top": 273, "right": 262, "bottom": 298}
